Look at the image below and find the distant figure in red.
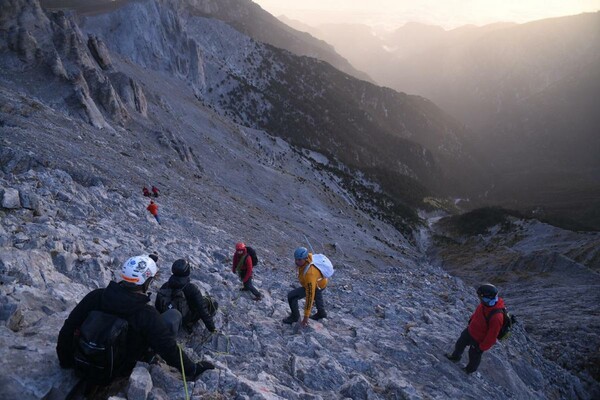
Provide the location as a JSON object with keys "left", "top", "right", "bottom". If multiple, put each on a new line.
{"left": 147, "top": 200, "right": 160, "bottom": 225}
{"left": 151, "top": 186, "right": 160, "bottom": 198}
{"left": 232, "top": 242, "right": 262, "bottom": 301}
{"left": 143, "top": 186, "right": 151, "bottom": 197}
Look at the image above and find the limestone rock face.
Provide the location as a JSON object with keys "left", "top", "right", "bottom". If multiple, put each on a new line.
{"left": 71, "top": 70, "right": 112, "bottom": 130}
{"left": 127, "top": 365, "right": 153, "bottom": 400}
{"left": 1, "top": 187, "right": 21, "bottom": 209}
{"left": 0, "top": 142, "right": 596, "bottom": 399}
{"left": 0, "top": 0, "right": 147, "bottom": 131}
{"left": 110, "top": 72, "right": 148, "bottom": 117}
{"left": 87, "top": 35, "right": 112, "bottom": 70}
{"left": 0, "top": 1, "right": 598, "bottom": 400}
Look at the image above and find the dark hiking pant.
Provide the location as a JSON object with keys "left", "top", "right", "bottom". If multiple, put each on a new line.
{"left": 161, "top": 309, "right": 182, "bottom": 336}
{"left": 243, "top": 278, "right": 261, "bottom": 298}
{"left": 451, "top": 328, "right": 484, "bottom": 373}
{"left": 287, "top": 286, "right": 326, "bottom": 318}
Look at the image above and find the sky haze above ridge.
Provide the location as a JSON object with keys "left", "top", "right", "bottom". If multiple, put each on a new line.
{"left": 253, "top": 0, "right": 600, "bottom": 30}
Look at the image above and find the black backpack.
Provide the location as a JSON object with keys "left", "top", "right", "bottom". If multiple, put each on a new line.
{"left": 155, "top": 286, "right": 190, "bottom": 318}
{"left": 485, "top": 308, "right": 516, "bottom": 340}
{"left": 73, "top": 311, "right": 129, "bottom": 385}
{"left": 246, "top": 246, "right": 258, "bottom": 267}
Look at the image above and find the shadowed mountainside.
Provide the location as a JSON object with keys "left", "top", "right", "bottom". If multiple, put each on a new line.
{"left": 285, "top": 13, "right": 600, "bottom": 230}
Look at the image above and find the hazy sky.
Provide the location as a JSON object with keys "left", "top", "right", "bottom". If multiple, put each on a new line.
{"left": 253, "top": 0, "right": 600, "bottom": 30}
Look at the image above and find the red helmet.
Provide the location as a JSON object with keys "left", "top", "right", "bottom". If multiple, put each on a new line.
{"left": 235, "top": 242, "right": 246, "bottom": 252}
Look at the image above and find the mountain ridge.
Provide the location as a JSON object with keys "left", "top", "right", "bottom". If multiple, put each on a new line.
{"left": 286, "top": 11, "right": 600, "bottom": 230}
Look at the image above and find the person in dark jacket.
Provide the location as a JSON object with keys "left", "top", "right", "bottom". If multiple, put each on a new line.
{"left": 232, "top": 242, "right": 262, "bottom": 301}
{"left": 445, "top": 283, "right": 506, "bottom": 373}
{"left": 56, "top": 255, "right": 214, "bottom": 382}
{"left": 155, "top": 259, "right": 218, "bottom": 334}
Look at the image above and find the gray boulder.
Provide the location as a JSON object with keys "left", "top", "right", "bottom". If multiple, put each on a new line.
{"left": 1, "top": 187, "right": 21, "bottom": 209}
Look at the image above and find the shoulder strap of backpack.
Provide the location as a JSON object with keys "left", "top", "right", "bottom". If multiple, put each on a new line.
{"left": 236, "top": 255, "right": 247, "bottom": 271}
{"left": 171, "top": 283, "right": 189, "bottom": 299}
{"left": 303, "top": 263, "right": 323, "bottom": 279}
{"left": 485, "top": 308, "right": 505, "bottom": 323}
{"left": 178, "top": 283, "right": 188, "bottom": 292}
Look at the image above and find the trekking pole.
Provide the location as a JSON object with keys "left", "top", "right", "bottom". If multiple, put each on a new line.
{"left": 303, "top": 235, "right": 315, "bottom": 253}
{"left": 177, "top": 344, "right": 190, "bottom": 400}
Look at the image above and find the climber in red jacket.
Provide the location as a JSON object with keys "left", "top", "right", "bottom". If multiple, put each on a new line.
{"left": 147, "top": 200, "right": 160, "bottom": 225}
{"left": 232, "top": 242, "right": 262, "bottom": 301}
{"left": 445, "top": 283, "right": 505, "bottom": 373}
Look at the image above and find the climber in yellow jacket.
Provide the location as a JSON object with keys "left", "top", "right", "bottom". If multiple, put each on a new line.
{"left": 282, "top": 247, "right": 328, "bottom": 327}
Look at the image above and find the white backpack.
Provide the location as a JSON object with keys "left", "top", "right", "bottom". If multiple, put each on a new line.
{"left": 304, "top": 253, "right": 335, "bottom": 278}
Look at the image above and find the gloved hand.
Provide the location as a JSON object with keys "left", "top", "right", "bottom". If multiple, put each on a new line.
{"left": 191, "top": 361, "right": 215, "bottom": 380}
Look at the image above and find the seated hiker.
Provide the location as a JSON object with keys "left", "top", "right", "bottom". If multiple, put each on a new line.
{"left": 56, "top": 255, "right": 214, "bottom": 385}
{"left": 445, "top": 283, "right": 506, "bottom": 374}
{"left": 142, "top": 186, "right": 151, "bottom": 197}
{"left": 155, "top": 259, "right": 218, "bottom": 334}
{"left": 283, "top": 247, "right": 328, "bottom": 327}
{"left": 151, "top": 185, "right": 159, "bottom": 198}
{"left": 232, "top": 242, "right": 262, "bottom": 301}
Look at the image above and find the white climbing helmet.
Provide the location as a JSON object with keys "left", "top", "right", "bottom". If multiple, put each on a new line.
{"left": 120, "top": 255, "right": 158, "bottom": 285}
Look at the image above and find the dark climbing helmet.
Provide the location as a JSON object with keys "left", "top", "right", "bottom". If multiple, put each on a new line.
{"left": 172, "top": 259, "right": 191, "bottom": 277}
{"left": 477, "top": 283, "right": 498, "bottom": 298}
{"left": 294, "top": 247, "right": 309, "bottom": 260}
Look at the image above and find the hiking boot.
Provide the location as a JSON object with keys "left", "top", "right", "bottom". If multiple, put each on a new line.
{"left": 463, "top": 367, "right": 475, "bottom": 374}
{"left": 445, "top": 353, "right": 460, "bottom": 363}
{"left": 309, "top": 312, "right": 327, "bottom": 321}
{"left": 282, "top": 315, "right": 299, "bottom": 324}
{"left": 253, "top": 295, "right": 262, "bottom": 301}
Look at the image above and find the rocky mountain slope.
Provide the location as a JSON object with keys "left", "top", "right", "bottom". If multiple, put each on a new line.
{"left": 1, "top": 0, "right": 598, "bottom": 399}
{"left": 74, "top": 0, "right": 488, "bottom": 206}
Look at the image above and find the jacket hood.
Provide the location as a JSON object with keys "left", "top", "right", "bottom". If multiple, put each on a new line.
{"left": 101, "top": 281, "right": 151, "bottom": 314}
{"left": 167, "top": 274, "right": 191, "bottom": 289}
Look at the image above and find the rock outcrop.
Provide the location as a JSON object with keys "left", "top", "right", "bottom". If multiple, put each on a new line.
{"left": 0, "top": 0, "right": 148, "bottom": 130}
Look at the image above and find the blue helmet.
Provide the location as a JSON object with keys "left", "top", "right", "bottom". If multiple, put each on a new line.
{"left": 294, "top": 247, "right": 308, "bottom": 260}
